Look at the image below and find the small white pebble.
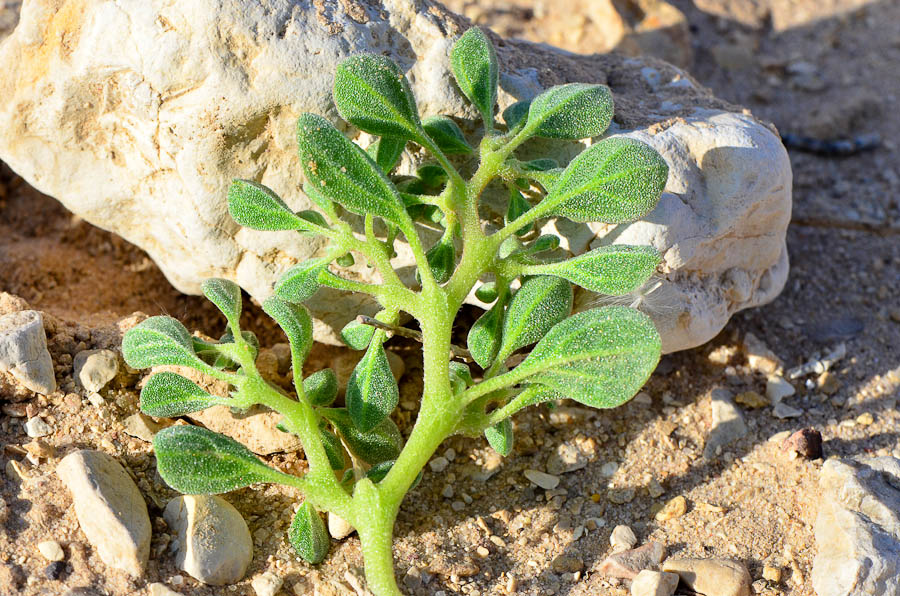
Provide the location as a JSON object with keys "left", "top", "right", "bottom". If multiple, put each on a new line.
{"left": 37, "top": 540, "right": 64, "bottom": 562}
{"left": 600, "top": 462, "right": 619, "bottom": 477}
{"left": 148, "top": 583, "right": 181, "bottom": 596}
{"left": 444, "top": 448, "right": 456, "bottom": 461}
{"left": 170, "top": 575, "right": 184, "bottom": 586}
{"left": 429, "top": 456, "right": 450, "bottom": 473}
{"left": 24, "top": 417, "right": 52, "bottom": 438}
{"left": 251, "top": 571, "right": 283, "bottom": 596}
{"left": 609, "top": 525, "right": 637, "bottom": 552}
{"left": 524, "top": 469, "right": 560, "bottom": 490}
{"left": 475, "top": 546, "right": 490, "bottom": 558}
{"left": 451, "top": 501, "right": 465, "bottom": 512}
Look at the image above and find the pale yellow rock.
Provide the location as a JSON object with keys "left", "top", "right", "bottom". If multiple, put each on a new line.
{"left": 662, "top": 558, "right": 751, "bottom": 596}
{"left": 655, "top": 495, "right": 687, "bottom": 521}
{"left": 762, "top": 565, "right": 782, "bottom": 582}
{"left": 631, "top": 570, "right": 680, "bottom": 596}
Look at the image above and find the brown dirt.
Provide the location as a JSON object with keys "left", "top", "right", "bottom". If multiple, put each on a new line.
{"left": 2, "top": 1, "right": 900, "bottom": 596}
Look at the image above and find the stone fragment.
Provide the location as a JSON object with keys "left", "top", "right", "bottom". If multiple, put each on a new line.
{"left": 524, "top": 469, "right": 560, "bottom": 490}
{"left": 762, "top": 565, "right": 782, "bottom": 582}
{"left": 610, "top": 524, "right": 638, "bottom": 552}
{"left": 251, "top": 571, "right": 283, "bottom": 596}
{"left": 546, "top": 443, "right": 588, "bottom": 475}
{"left": 0, "top": 310, "right": 56, "bottom": 394}
{"left": 781, "top": 428, "right": 823, "bottom": 460}
{"left": 429, "top": 456, "right": 450, "bottom": 473}
{"left": 148, "top": 584, "right": 181, "bottom": 596}
{"left": 550, "top": 554, "right": 584, "bottom": 574}
{"left": 812, "top": 457, "right": 900, "bottom": 596}
{"left": 37, "top": 540, "right": 64, "bottom": 562}
{"left": 0, "top": 0, "right": 791, "bottom": 355}
{"left": 734, "top": 391, "right": 768, "bottom": 409}
{"left": 856, "top": 412, "right": 874, "bottom": 426}
{"left": 164, "top": 495, "right": 253, "bottom": 585}
{"left": 773, "top": 402, "right": 803, "bottom": 419}
{"left": 328, "top": 512, "right": 355, "bottom": 540}
{"left": 765, "top": 375, "right": 795, "bottom": 403}
{"left": 122, "top": 413, "right": 170, "bottom": 442}
{"left": 596, "top": 542, "right": 666, "bottom": 579}
{"left": 74, "top": 349, "right": 119, "bottom": 393}
{"left": 631, "top": 570, "right": 680, "bottom": 596}
{"left": 188, "top": 405, "right": 301, "bottom": 455}
{"left": 56, "top": 450, "right": 151, "bottom": 577}
{"left": 704, "top": 389, "right": 747, "bottom": 458}
{"left": 24, "top": 416, "right": 53, "bottom": 438}
{"left": 743, "top": 333, "right": 781, "bottom": 374}
{"left": 661, "top": 558, "right": 751, "bottom": 596}
{"left": 817, "top": 371, "right": 841, "bottom": 395}
{"left": 655, "top": 496, "right": 687, "bottom": 521}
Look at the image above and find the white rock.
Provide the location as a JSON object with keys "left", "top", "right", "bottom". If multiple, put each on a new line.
{"left": 772, "top": 402, "right": 803, "bottom": 419}
{"left": 327, "top": 512, "right": 355, "bottom": 540}
{"left": 148, "top": 584, "right": 181, "bottom": 596}
{"left": 812, "top": 457, "right": 900, "bottom": 596}
{"left": 524, "top": 469, "right": 560, "bottom": 490}
{"left": 24, "top": 416, "right": 52, "bottom": 438}
{"left": 429, "top": 456, "right": 450, "bottom": 473}
{"left": 0, "top": 310, "right": 55, "bottom": 394}
{"left": 73, "top": 349, "right": 119, "bottom": 393}
{"left": 662, "top": 558, "right": 750, "bottom": 596}
{"left": 37, "top": 540, "right": 64, "bottom": 562}
{"left": 251, "top": 571, "right": 283, "bottom": 596}
{"left": 703, "top": 388, "right": 747, "bottom": 459}
{"left": 56, "top": 450, "right": 151, "bottom": 577}
{"left": 766, "top": 375, "right": 796, "bottom": 404}
{"left": 610, "top": 524, "right": 638, "bottom": 552}
{"left": 122, "top": 412, "right": 168, "bottom": 442}
{"left": 631, "top": 570, "right": 680, "bottom": 596}
{"left": 163, "top": 495, "right": 253, "bottom": 585}
{"left": 0, "top": 0, "right": 791, "bottom": 354}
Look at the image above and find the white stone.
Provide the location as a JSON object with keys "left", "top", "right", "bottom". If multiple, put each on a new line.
{"left": 24, "top": 416, "right": 52, "bottom": 438}
{"left": 428, "top": 456, "right": 450, "bottom": 473}
{"left": 812, "top": 457, "right": 900, "bottom": 596}
{"left": 0, "top": 0, "right": 790, "bottom": 354}
{"left": 74, "top": 349, "right": 119, "bottom": 393}
{"left": 610, "top": 524, "right": 638, "bottom": 552}
{"left": 766, "top": 375, "right": 796, "bottom": 404}
{"left": 163, "top": 495, "right": 253, "bottom": 585}
{"left": 148, "top": 584, "right": 181, "bottom": 596}
{"left": 703, "top": 388, "right": 747, "bottom": 458}
{"left": 772, "top": 402, "right": 803, "bottom": 419}
{"left": 524, "top": 469, "right": 560, "bottom": 490}
{"left": 327, "top": 512, "right": 355, "bottom": 540}
{"left": 0, "top": 310, "right": 55, "bottom": 394}
{"left": 56, "top": 450, "right": 151, "bottom": 577}
{"left": 662, "top": 558, "right": 750, "bottom": 596}
{"left": 631, "top": 570, "right": 679, "bottom": 596}
{"left": 251, "top": 571, "right": 283, "bottom": 596}
{"left": 37, "top": 540, "right": 64, "bottom": 562}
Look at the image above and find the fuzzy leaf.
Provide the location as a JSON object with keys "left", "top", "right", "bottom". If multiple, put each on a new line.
{"left": 541, "top": 137, "right": 668, "bottom": 224}
{"left": 422, "top": 115, "right": 472, "bottom": 154}
{"left": 530, "top": 245, "right": 660, "bottom": 296}
{"left": 502, "top": 100, "right": 530, "bottom": 130}
{"left": 365, "top": 460, "right": 423, "bottom": 489}
{"left": 322, "top": 408, "right": 403, "bottom": 465}
{"left": 202, "top": 278, "right": 242, "bottom": 325}
{"left": 303, "top": 369, "right": 338, "bottom": 407}
{"left": 449, "top": 361, "right": 474, "bottom": 394}
{"left": 333, "top": 54, "right": 421, "bottom": 138}
{"left": 297, "top": 113, "right": 409, "bottom": 226}
{"left": 497, "top": 276, "right": 573, "bottom": 362}
{"left": 340, "top": 319, "right": 376, "bottom": 351}
{"left": 346, "top": 335, "right": 400, "bottom": 432}
{"left": 526, "top": 235, "right": 560, "bottom": 254}
{"left": 227, "top": 179, "right": 311, "bottom": 231}
{"left": 319, "top": 427, "right": 347, "bottom": 471}
{"left": 274, "top": 258, "right": 331, "bottom": 303}
{"left": 367, "top": 136, "right": 407, "bottom": 173}
{"left": 153, "top": 425, "right": 285, "bottom": 494}
{"left": 140, "top": 372, "right": 225, "bottom": 418}
{"left": 289, "top": 502, "right": 330, "bottom": 564}
{"left": 506, "top": 187, "right": 533, "bottom": 236}
{"left": 416, "top": 164, "right": 448, "bottom": 190}
{"left": 522, "top": 158, "right": 558, "bottom": 171}
{"left": 122, "top": 316, "right": 203, "bottom": 370}
{"left": 262, "top": 297, "right": 313, "bottom": 367}
{"left": 513, "top": 307, "right": 661, "bottom": 408}
{"left": 425, "top": 237, "right": 456, "bottom": 284}
{"left": 450, "top": 27, "right": 499, "bottom": 125}
{"left": 525, "top": 83, "right": 613, "bottom": 140}
{"left": 467, "top": 293, "right": 507, "bottom": 369}
{"left": 485, "top": 419, "right": 514, "bottom": 456}
{"left": 474, "top": 282, "right": 499, "bottom": 303}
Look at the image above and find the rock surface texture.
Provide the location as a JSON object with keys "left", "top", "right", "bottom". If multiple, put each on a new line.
{"left": 163, "top": 495, "right": 253, "bottom": 585}
{"left": 0, "top": 0, "right": 791, "bottom": 352}
{"left": 56, "top": 450, "right": 151, "bottom": 577}
{"left": 0, "top": 310, "right": 56, "bottom": 394}
{"left": 812, "top": 457, "right": 900, "bottom": 596}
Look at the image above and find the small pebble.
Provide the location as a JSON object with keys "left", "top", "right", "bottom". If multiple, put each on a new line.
{"left": 856, "top": 412, "right": 874, "bottom": 426}
{"left": 773, "top": 402, "right": 803, "bottom": 419}
{"left": 475, "top": 546, "right": 490, "bottom": 558}
{"left": 735, "top": 391, "right": 769, "bottom": 409}
{"left": 600, "top": 462, "right": 619, "bottom": 477}
{"left": 662, "top": 558, "right": 751, "bottom": 596}
{"left": 762, "top": 565, "right": 782, "bottom": 582}
{"left": 251, "top": 571, "right": 283, "bottom": 596}
{"left": 524, "top": 469, "right": 560, "bottom": 490}
{"left": 24, "top": 416, "right": 53, "bottom": 438}
{"left": 148, "top": 583, "right": 181, "bottom": 596}
{"left": 609, "top": 525, "right": 637, "bottom": 552}
{"left": 655, "top": 496, "right": 687, "bottom": 521}
{"left": 781, "top": 428, "right": 823, "bottom": 460}
{"left": 818, "top": 371, "right": 841, "bottom": 395}
{"left": 597, "top": 542, "right": 666, "bottom": 579}
{"left": 550, "top": 554, "right": 583, "bottom": 573}
{"left": 647, "top": 478, "right": 665, "bottom": 498}
{"left": 37, "top": 540, "right": 65, "bottom": 562}
{"left": 743, "top": 333, "right": 780, "bottom": 374}
{"left": 631, "top": 570, "right": 679, "bottom": 596}
{"left": 429, "top": 456, "right": 450, "bottom": 473}
{"left": 441, "top": 485, "right": 454, "bottom": 499}
{"left": 766, "top": 376, "right": 795, "bottom": 404}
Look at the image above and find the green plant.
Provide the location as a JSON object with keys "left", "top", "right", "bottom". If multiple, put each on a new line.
{"left": 123, "top": 27, "right": 668, "bottom": 596}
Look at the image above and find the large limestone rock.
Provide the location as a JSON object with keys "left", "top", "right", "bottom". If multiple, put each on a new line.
{"left": 812, "top": 457, "right": 900, "bottom": 596}
{"left": 0, "top": 0, "right": 791, "bottom": 353}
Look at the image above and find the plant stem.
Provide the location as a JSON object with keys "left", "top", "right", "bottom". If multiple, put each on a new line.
{"left": 355, "top": 487, "right": 403, "bottom": 596}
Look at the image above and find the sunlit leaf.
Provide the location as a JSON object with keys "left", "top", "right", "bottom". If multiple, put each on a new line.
{"left": 450, "top": 27, "right": 498, "bottom": 126}
{"left": 496, "top": 276, "right": 572, "bottom": 362}
{"left": 289, "top": 502, "right": 330, "bottom": 564}
{"left": 303, "top": 369, "right": 338, "bottom": 407}
{"left": 202, "top": 278, "right": 242, "bottom": 325}
{"left": 524, "top": 83, "right": 613, "bottom": 140}
{"left": 333, "top": 54, "right": 421, "bottom": 138}
{"left": 528, "top": 245, "right": 660, "bottom": 296}
{"left": 140, "top": 372, "right": 226, "bottom": 418}
{"left": 262, "top": 297, "right": 313, "bottom": 368}
{"left": 274, "top": 258, "right": 331, "bottom": 303}
{"left": 227, "top": 179, "right": 312, "bottom": 231}
{"left": 422, "top": 115, "right": 472, "bottom": 155}
{"left": 122, "top": 316, "right": 204, "bottom": 370}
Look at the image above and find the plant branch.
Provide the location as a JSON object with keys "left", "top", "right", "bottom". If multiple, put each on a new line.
{"left": 355, "top": 315, "right": 472, "bottom": 361}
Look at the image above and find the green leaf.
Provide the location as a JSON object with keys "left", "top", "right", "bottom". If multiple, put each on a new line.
{"left": 322, "top": 408, "right": 403, "bottom": 465}
{"left": 506, "top": 187, "right": 533, "bottom": 236}
{"left": 335, "top": 252, "right": 355, "bottom": 267}
{"left": 262, "top": 297, "right": 313, "bottom": 368}
{"left": 340, "top": 319, "right": 376, "bottom": 351}
{"left": 497, "top": 276, "right": 573, "bottom": 362}
{"left": 303, "top": 369, "right": 338, "bottom": 407}
{"left": 449, "top": 361, "right": 474, "bottom": 394}
{"left": 513, "top": 306, "right": 661, "bottom": 408}
{"left": 524, "top": 83, "right": 613, "bottom": 140}
{"left": 152, "top": 425, "right": 285, "bottom": 494}
{"left": 333, "top": 54, "right": 421, "bottom": 138}
{"left": 319, "top": 427, "right": 347, "bottom": 471}
{"left": 416, "top": 164, "right": 448, "bottom": 190}
{"left": 484, "top": 419, "right": 513, "bottom": 456}
{"left": 122, "top": 316, "right": 203, "bottom": 370}
{"left": 367, "top": 136, "right": 407, "bottom": 173}
{"left": 295, "top": 210, "right": 330, "bottom": 234}
{"left": 274, "top": 258, "right": 331, "bottom": 303}
{"left": 297, "top": 113, "right": 409, "bottom": 227}
{"left": 422, "top": 115, "right": 472, "bottom": 155}
{"left": 502, "top": 100, "right": 530, "bottom": 130}
{"left": 140, "top": 372, "right": 225, "bottom": 418}
{"left": 526, "top": 235, "right": 560, "bottom": 254}
{"left": 202, "top": 278, "right": 242, "bottom": 325}
{"left": 365, "top": 460, "right": 423, "bottom": 489}
{"left": 289, "top": 502, "right": 330, "bottom": 564}
{"left": 467, "top": 293, "right": 508, "bottom": 369}
{"left": 450, "top": 27, "right": 499, "bottom": 126}
{"left": 530, "top": 245, "right": 660, "bottom": 296}
{"left": 346, "top": 334, "right": 400, "bottom": 432}
{"left": 227, "top": 179, "right": 311, "bottom": 231}
{"left": 522, "top": 158, "right": 558, "bottom": 172}
{"left": 425, "top": 236, "right": 456, "bottom": 284}
{"left": 474, "top": 282, "right": 499, "bottom": 303}
{"left": 541, "top": 137, "right": 668, "bottom": 224}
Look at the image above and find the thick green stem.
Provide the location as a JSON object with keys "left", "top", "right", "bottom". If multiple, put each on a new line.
{"left": 355, "top": 481, "right": 403, "bottom": 596}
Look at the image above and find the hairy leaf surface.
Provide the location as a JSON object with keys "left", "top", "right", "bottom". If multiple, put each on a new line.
{"left": 262, "top": 297, "right": 313, "bottom": 367}
{"left": 322, "top": 408, "right": 403, "bottom": 465}
{"left": 227, "top": 180, "right": 309, "bottom": 231}
{"left": 422, "top": 115, "right": 472, "bottom": 154}
{"left": 140, "top": 372, "right": 225, "bottom": 418}
{"left": 484, "top": 419, "right": 513, "bottom": 456}
{"left": 274, "top": 258, "right": 331, "bottom": 303}
{"left": 333, "top": 54, "right": 421, "bottom": 138}
{"left": 122, "top": 316, "right": 203, "bottom": 369}
{"left": 346, "top": 333, "right": 399, "bottom": 432}
{"left": 450, "top": 28, "right": 498, "bottom": 125}
{"left": 467, "top": 293, "right": 507, "bottom": 369}
{"left": 303, "top": 369, "right": 338, "bottom": 407}
{"left": 289, "top": 502, "right": 330, "bottom": 564}
{"left": 202, "top": 278, "right": 242, "bottom": 325}
{"left": 528, "top": 245, "right": 660, "bottom": 295}
{"left": 525, "top": 83, "right": 613, "bottom": 139}
{"left": 496, "top": 276, "right": 573, "bottom": 362}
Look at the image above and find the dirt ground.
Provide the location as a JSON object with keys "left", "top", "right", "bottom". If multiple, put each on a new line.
{"left": 1, "top": 1, "right": 899, "bottom": 595}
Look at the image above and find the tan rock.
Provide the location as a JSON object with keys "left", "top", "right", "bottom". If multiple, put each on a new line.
{"left": 631, "top": 570, "right": 680, "bottom": 596}
{"left": 596, "top": 542, "right": 666, "bottom": 579}
{"left": 661, "top": 558, "right": 751, "bottom": 596}
{"left": 656, "top": 495, "right": 687, "bottom": 521}
{"left": 743, "top": 332, "right": 781, "bottom": 374}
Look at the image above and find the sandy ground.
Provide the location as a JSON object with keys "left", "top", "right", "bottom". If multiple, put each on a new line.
{"left": 1, "top": 1, "right": 899, "bottom": 595}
